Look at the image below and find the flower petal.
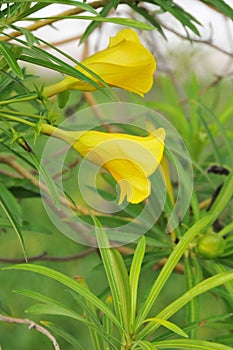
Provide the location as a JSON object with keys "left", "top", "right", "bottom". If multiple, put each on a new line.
{"left": 105, "top": 159, "right": 151, "bottom": 204}
{"left": 44, "top": 29, "right": 156, "bottom": 97}
{"left": 72, "top": 129, "right": 165, "bottom": 204}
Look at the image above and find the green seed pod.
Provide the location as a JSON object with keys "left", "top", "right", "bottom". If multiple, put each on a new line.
{"left": 197, "top": 231, "right": 225, "bottom": 259}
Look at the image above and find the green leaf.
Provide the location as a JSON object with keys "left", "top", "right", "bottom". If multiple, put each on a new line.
{"left": 0, "top": 42, "right": 23, "bottom": 79}
{"left": 145, "top": 318, "right": 188, "bottom": 338}
{"left": 94, "top": 216, "right": 131, "bottom": 335}
{"left": 30, "top": 153, "right": 61, "bottom": 210}
{"left": 112, "top": 0, "right": 120, "bottom": 9}
{"left": 26, "top": 303, "right": 86, "bottom": 321}
{"left": 202, "top": 261, "right": 233, "bottom": 303}
{"left": 80, "top": 16, "right": 154, "bottom": 30}
{"left": 184, "top": 258, "right": 201, "bottom": 338}
{"left": 16, "top": 288, "right": 119, "bottom": 349}
{"left": 18, "top": 41, "right": 116, "bottom": 100}
{"left": 196, "top": 102, "right": 233, "bottom": 164}
{"left": 156, "top": 313, "right": 233, "bottom": 342}
{"left": 0, "top": 296, "right": 11, "bottom": 316}
{"left": 201, "top": 0, "right": 233, "bottom": 20}
{"left": 40, "top": 321, "right": 86, "bottom": 350}
{"left": 133, "top": 340, "right": 157, "bottom": 349}
{"left": 68, "top": 290, "right": 102, "bottom": 327}
{"left": 0, "top": 175, "right": 40, "bottom": 198}
{"left": 129, "top": 236, "right": 146, "bottom": 329}
{"left": 135, "top": 215, "right": 213, "bottom": 329}
{"left": 138, "top": 271, "right": 233, "bottom": 339}
{"left": 2, "top": 264, "right": 123, "bottom": 331}
{"left": 126, "top": 2, "right": 164, "bottom": 36}
{"left": 0, "top": 183, "right": 27, "bottom": 260}
{"left": 150, "top": 0, "right": 201, "bottom": 35}
{"left": 69, "top": 279, "right": 104, "bottom": 350}
{"left": 3, "top": 0, "right": 98, "bottom": 14}
{"left": 57, "top": 91, "right": 70, "bottom": 109}
{"left": 136, "top": 170, "right": 233, "bottom": 330}
{"left": 154, "top": 338, "right": 233, "bottom": 349}
{"left": 29, "top": 305, "right": 118, "bottom": 349}
{"left": 212, "top": 333, "right": 233, "bottom": 346}
{"left": 102, "top": 295, "right": 114, "bottom": 350}
{"left": 15, "top": 27, "right": 40, "bottom": 47}
{"left": 29, "top": 15, "right": 155, "bottom": 30}
{"left": 80, "top": 3, "right": 113, "bottom": 43}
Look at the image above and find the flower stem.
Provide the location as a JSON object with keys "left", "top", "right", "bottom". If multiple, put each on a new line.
{"left": 43, "top": 81, "right": 68, "bottom": 98}
{"left": 0, "top": 109, "right": 43, "bottom": 119}
{"left": 0, "top": 94, "right": 38, "bottom": 106}
{"left": 0, "top": 113, "right": 35, "bottom": 127}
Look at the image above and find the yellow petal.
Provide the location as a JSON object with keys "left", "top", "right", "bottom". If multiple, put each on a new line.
{"left": 44, "top": 29, "right": 156, "bottom": 97}
{"left": 40, "top": 123, "right": 166, "bottom": 204}
{"left": 108, "top": 28, "right": 140, "bottom": 47}
{"left": 105, "top": 159, "right": 151, "bottom": 204}
{"left": 72, "top": 128, "right": 165, "bottom": 204}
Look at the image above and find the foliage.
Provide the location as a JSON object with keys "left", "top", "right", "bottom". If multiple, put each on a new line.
{"left": 0, "top": 1, "right": 233, "bottom": 349}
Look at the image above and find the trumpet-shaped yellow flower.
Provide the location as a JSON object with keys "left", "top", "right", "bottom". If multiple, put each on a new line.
{"left": 41, "top": 124, "right": 165, "bottom": 204}
{"left": 44, "top": 29, "right": 156, "bottom": 97}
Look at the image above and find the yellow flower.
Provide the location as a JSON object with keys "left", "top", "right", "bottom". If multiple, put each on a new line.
{"left": 41, "top": 124, "right": 165, "bottom": 204}
{"left": 43, "top": 29, "right": 156, "bottom": 97}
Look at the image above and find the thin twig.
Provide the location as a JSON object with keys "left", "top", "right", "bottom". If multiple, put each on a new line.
{"left": 52, "top": 158, "right": 80, "bottom": 180}
{"left": 0, "top": 315, "right": 60, "bottom": 350}
{"left": 179, "top": 71, "right": 233, "bottom": 104}
{"left": 0, "top": 155, "right": 89, "bottom": 215}
{"left": 0, "top": 248, "right": 96, "bottom": 263}
{"left": 0, "top": 0, "right": 110, "bottom": 42}
{"left": 0, "top": 152, "right": 137, "bottom": 250}
{"left": 0, "top": 246, "right": 135, "bottom": 263}
{"left": 39, "top": 34, "right": 82, "bottom": 49}
{"left": 153, "top": 258, "right": 185, "bottom": 274}
{"left": 0, "top": 169, "right": 22, "bottom": 178}
{"left": 83, "top": 92, "right": 112, "bottom": 131}
{"left": 158, "top": 20, "right": 233, "bottom": 58}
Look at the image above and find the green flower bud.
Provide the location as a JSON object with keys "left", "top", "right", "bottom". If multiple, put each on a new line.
{"left": 197, "top": 232, "right": 225, "bottom": 259}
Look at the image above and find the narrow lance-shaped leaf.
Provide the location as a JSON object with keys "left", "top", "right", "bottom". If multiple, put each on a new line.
{"left": 202, "top": 0, "right": 233, "bottom": 20}
{"left": 2, "top": 264, "right": 123, "bottom": 332}
{"left": 0, "top": 42, "right": 23, "bottom": 79}
{"left": 80, "top": 2, "right": 113, "bottom": 44}
{"left": 41, "top": 321, "right": 86, "bottom": 350}
{"left": 30, "top": 153, "right": 61, "bottom": 210}
{"left": 93, "top": 216, "right": 131, "bottom": 336}
{"left": 132, "top": 340, "right": 156, "bottom": 349}
{"left": 136, "top": 171, "right": 233, "bottom": 328}
{"left": 0, "top": 183, "right": 27, "bottom": 260}
{"left": 154, "top": 338, "right": 233, "bottom": 350}
{"left": 72, "top": 278, "right": 104, "bottom": 350}
{"left": 129, "top": 236, "right": 146, "bottom": 330}
{"left": 138, "top": 271, "right": 233, "bottom": 339}
{"left": 144, "top": 318, "right": 188, "bottom": 338}
{"left": 25, "top": 15, "right": 155, "bottom": 31}
{"left": 5, "top": 0, "right": 99, "bottom": 14}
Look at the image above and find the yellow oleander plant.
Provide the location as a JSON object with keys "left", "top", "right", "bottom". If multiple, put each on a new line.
{"left": 0, "top": 2, "right": 233, "bottom": 350}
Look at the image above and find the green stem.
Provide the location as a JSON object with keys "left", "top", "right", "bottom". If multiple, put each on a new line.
{"left": 0, "top": 94, "right": 38, "bottom": 106}
{"left": 39, "top": 123, "right": 82, "bottom": 146}
{"left": 0, "top": 112, "right": 78, "bottom": 145}
{"left": 0, "top": 113, "right": 35, "bottom": 127}
{"left": 43, "top": 80, "right": 71, "bottom": 98}
{"left": 0, "top": 109, "right": 43, "bottom": 119}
